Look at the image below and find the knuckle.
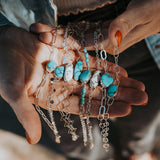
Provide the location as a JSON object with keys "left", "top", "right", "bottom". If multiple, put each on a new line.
{"left": 118, "top": 17, "right": 133, "bottom": 31}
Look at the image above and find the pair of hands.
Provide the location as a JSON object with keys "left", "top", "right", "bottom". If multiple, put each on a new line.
{"left": 0, "top": 0, "right": 159, "bottom": 144}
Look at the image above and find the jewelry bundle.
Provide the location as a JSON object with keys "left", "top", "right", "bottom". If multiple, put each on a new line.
{"left": 34, "top": 22, "right": 120, "bottom": 152}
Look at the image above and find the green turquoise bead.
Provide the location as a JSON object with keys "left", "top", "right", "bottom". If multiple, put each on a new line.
{"left": 101, "top": 73, "right": 113, "bottom": 87}
{"left": 55, "top": 66, "right": 65, "bottom": 78}
{"left": 107, "top": 84, "right": 117, "bottom": 97}
{"left": 46, "top": 60, "right": 57, "bottom": 72}
{"left": 80, "top": 70, "right": 91, "bottom": 82}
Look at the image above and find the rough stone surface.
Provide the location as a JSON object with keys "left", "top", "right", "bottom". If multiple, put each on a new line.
{"left": 55, "top": 66, "right": 65, "bottom": 78}
{"left": 101, "top": 73, "right": 113, "bottom": 87}
{"left": 80, "top": 70, "right": 91, "bottom": 82}
{"left": 74, "top": 61, "right": 83, "bottom": 80}
{"left": 90, "top": 71, "right": 101, "bottom": 88}
{"left": 64, "top": 64, "right": 73, "bottom": 82}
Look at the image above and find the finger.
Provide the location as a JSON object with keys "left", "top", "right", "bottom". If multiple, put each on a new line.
{"left": 117, "top": 22, "right": 157, "bottom": 53}
{"left": 56, "top": 95, "right": 131, "bottom": 118}
{"left": 116, "top": 87, "right": 148, "bottom": 105}
{"left": 73, "top": 84, "right": 148, "bottom": 106}
{"left": 108, "top": 1, "right": 151, "bottom": 47}
{"left": 119, "top": 76, "right": 145, "bottom": 91}
{"left": 30, "top": 23, "right": 81, "bottom": 50}
{"left": 86, "top": 56, "right": 128, "bottom": 77}
{"left": 38, "top": 32, "right": 81, "bottom": 50}
{"left": 30, "top": 23, "right": 54, "bottom": 33}
{"left": 2, "top": 91, "right": 41, "bottom": 144}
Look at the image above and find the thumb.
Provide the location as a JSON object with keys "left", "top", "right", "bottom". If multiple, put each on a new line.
{"left": 9, "top": 92, "right": 42, "bottom": 144}
{"left": 108, "top": 1, "right": 149, "bottom": 47}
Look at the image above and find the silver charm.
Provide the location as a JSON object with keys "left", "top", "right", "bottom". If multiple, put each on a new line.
{"left": 64, "top": 64, "right": 73, "bottom": 82}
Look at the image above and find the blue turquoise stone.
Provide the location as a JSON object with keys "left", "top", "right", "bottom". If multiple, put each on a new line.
{"left": 55, "top": 66, "right": 65, "bottom": 78}
{"left": 80, "top": 100, "right": 85, "bottom": 105}
{"left": 80, "top": 97, "right": 85, "bottom": 104}
{"left": 62, "top": 42, "right": 65, "bottom": 47}
{"left": 46, "top": 60, "right": 57, "bottom": 72}
{"left": 63, "top": 56, "right": 66, "bottom": 64}
{"left": 101, "top": 73, "right": 113, "bottom": 87}
{"left": 74, "top": 61, "right": 83, "bottom": 80}
{"left": 85, "top": 58, "right": 89, "bottom": 63}
{"left": 80, "top": 70, "right": 91, "bottom": 82}
{"left": 85, "top": 53, "right": 89, "bottom": 58}
{"left": 83, "top": 48, "right": 87, "bottom": 53}
{"left": 82, "top": 87, "right": 86, "bottom": 94}
{"left": 107, "top": 84, "right": 117, "bottom": 97}
{"left": 81, "top": 94, "right": 85, "bottom": 98}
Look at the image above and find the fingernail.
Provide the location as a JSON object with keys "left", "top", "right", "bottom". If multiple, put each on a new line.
{"left": 142, "top": 100, "right": 148, "bottom": 106}
{"left": 25, "top": 131, "right": 32, "bottom": 144}
{"left": 115, "top": 30, "right": 122, "bottom": 47}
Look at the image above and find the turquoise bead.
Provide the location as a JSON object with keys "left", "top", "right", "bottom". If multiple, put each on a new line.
{"left": 80, "top": 100, "right": 85, "bottom": 105}
{"left": 74, "top": 61, "right": 83, "bottom": 80}
{"left": 80, "top": 97, "right": 85, "bottom": 104}
{"left": 82, "top": 87, "right": 86, "bottom": 94}
{"left": 101, "top": 73, "right": 113, "bottom": 87}
{"left": 55, "top": 66, "right": 65, "bottom": 78}
{"left": 62, "top": 42, "right": 65, "bottom": 47}
{"left": 46, "top": 60, "right": 57, "bottom": 72}
{"left": 107, "top": 84, "right": 117, "bottom": 97}
{"left": 80, "top": 70, "right": 91, "bottom": 82}
{"left": 81, "top": 97, "right": 85, "bottom": 100}
{"left": 81, "top": 94, "right": 85, "bottom": 98}
{"left": 63, "top": 56, "right": 66, "bottom": 64}
{"left": 85, "top": 53, "right": 89, "bottom": 58}
{"left": 85, "top": 58, "right": 89, "bottom": 63}
{"left": 83, "top": 48, "right": 87, "bottom": 53}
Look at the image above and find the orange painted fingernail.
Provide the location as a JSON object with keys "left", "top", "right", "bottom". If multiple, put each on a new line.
{"left": 115, "top": 30, "right": 122, "bottom": 47}
{"left": 25, "top": 131, "right": 32, "bottom": 144}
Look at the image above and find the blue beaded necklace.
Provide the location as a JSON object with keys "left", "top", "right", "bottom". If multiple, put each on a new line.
{"left": 79, "top": 23, "right": 91, "bottom": 147}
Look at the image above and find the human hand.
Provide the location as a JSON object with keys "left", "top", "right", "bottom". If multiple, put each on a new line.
{"left": 0, "top": 25, "right": 54, "bottom": 144}
{"left": 0, "top": 24, "right": 148, "bottom": 145}
{"left": 30, "top": 0, "right": 160, "bottom": 54}
{"left": 108, "top": 0, "right": 160, "bottom": 51}
{"left": 29, "top": 23, "right": 148, "bottom": 117}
